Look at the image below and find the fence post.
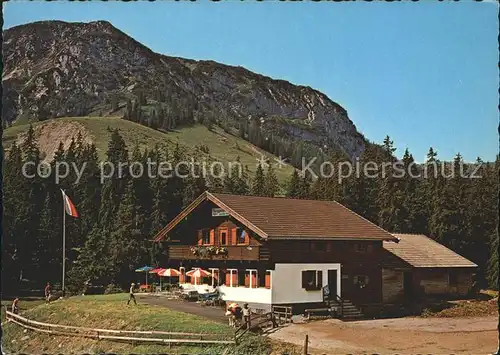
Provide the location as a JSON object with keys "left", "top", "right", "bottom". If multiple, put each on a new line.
{"left": 303, "top": 334, "right": 308, "bottom": 355}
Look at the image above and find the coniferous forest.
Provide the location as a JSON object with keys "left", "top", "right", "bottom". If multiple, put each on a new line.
{"left": 2, "top": 123, "right": 498, "bottom": 295}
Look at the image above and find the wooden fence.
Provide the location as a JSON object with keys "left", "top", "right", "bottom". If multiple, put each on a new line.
{"left": 271, "top": 306, "right": 293, "bottom": 325}
{"left": 5, "top": 310, "right": 235, "bottom": 347}
{"left": 234, "top": 306, "right": 293, "bottom": 342}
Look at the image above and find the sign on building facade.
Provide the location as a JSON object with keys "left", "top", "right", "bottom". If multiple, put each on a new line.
{"left": 212, "top": 208, "right": 229, "bottom": 217}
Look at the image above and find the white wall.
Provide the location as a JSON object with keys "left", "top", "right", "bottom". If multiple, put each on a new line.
{"left": 218, "top": 285, "right": 272, "bottom": 304}
{"left": 180, "top": 263, "right": 341, "bottom": 306}
{"left": 271, "top": 263, "right": 341, "bottom": 304}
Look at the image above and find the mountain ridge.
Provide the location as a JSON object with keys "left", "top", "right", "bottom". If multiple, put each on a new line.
{"left": 3, "top": 20, "right": 366, "bottom": 160}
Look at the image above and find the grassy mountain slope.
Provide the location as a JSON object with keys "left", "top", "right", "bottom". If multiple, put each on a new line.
{"left": 3, "top": 117, "right": 295, "bottom": 182}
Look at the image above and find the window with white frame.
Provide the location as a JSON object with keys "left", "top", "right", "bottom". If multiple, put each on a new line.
{"left": 209, "top": 268, "right": 219, "bottom": 287}
{"left": 301, "top": 270, "right": 323, "bottom": 291}
{"left": 244, "top": 270, "right": 258, "bottom": 288}
{"left": 227, "top": 269, "right": 238, "bottom": 287}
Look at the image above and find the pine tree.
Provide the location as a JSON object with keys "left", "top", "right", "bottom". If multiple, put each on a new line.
{"left": 98, "top": 129, "right": 129, "bottom": 229}
{"left": 224, "top": 157, "right": 249, "bottom": 195}
{"left": 77, "top": 143, "right": 102, "bottom": 239}
{"left": 342, "top": 144, "right": 379, "bottom": 223}
{"left": 19, "top": 125, "right": 45, "bottom": 281}
{"left": 399, "top": 149, "right": 419, "bottom": 232}
{"left": 486, "top": 156, "right": 499, "bottom": 289}
{"left": 149, "top": 109, "right": 158, "bottom": 129}
{"left": 487, "top": 231, "right": 498, "bottom": 290}
{"left": 468, "top": 158, "right": 497, "bottom": 286}
{"left": 286, "top": 169, "right": 301, "bottom": 198}
{"left": 150, "top": 145, "right": 184, "bottom": 234}
{"left": 110, "top": 95, "right": 119, "bottom": 112}
{"left": 35, "top": 192, "right": 59, "bottom": 281}
{"left": 109, "top": 179, "right": 149, "bottom": 286}
{"left": 125, "top": 99, "right": 133, "bottom": 120}
{"left": 69, "top": 225, "right": 112, "bottom": 290}
{"left": 182, "top": 165, "right": 207, "bottom": 207}
{"left": 377, "top": 137, "right": 407, "bottom": 231}
{"left": 206, "top": 160, "right": 225, "bottom": 193}
{"left": 296, "top": 172, "right": 312, "bottom": 199}
{"left": 137, "top": 90, "right": 146, "bottom": 106}
{"left": 310, "top": 176, "right": 327, "bottom": 200}
{"left": 251, "top": 164, "right": 266, "bottom": 196}
{"left": 238, "top": 120, "right": 246, "bottom": 139}
{"left": 265, "top": 162, "right": 279, "bottom": 197}
{"left": 3, "top": 141, "right": 25, "bottom": 291}
{"left": 130, "top": 100, "right": 139, "bottom": 122}
{"left": 437, "top": 154, "right": 469, "bottom": 252}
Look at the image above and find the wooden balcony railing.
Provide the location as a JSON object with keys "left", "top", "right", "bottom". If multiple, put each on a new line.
{"left": 169, "top": 245, "right": 264, "bottom": 261}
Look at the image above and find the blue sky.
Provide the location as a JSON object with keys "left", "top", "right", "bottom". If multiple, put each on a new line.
{"left": 4, "top": 1, "right": 498, "bottom": 162}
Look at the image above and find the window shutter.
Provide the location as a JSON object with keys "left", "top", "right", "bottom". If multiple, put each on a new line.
{"left": 302, "top": 271, "right": 308, "bottom": 289}
{"left": 232, "top": 271, "right": 238, "bottom": 287}
{"left": 265, "top": 273, "right": 271, "bottom": 289}
{"left": 198, "top": 230, "right": 203, "bottom": 245}
{"left": 244, "top": 231, "right": 250, "bottom": 245}
{"left": 245, "top": 272, "right": 250, "bottom": 287}
{"left": 317, "top": 270, "right": 323, "bottom": 289}
{"left": 209, "top": 229, "right": 215, "bottom": 245}
{"left": 225, "top": 272, "right": 231, "bottom": 286}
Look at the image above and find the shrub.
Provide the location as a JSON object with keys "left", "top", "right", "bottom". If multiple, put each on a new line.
{"left": 104, "top": 283, "right": 124, "bottom": 295}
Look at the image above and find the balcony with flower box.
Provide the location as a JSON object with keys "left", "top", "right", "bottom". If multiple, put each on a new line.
{"left": 168, "top": 244, "right": 262, "bottom": 261}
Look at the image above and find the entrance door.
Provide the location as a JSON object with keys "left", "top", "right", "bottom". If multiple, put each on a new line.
{"left": 403, "top": 271, "right": 413, "bottom": 299}
{"left": 327, "top": 270, "right": 338, "bottom": 298}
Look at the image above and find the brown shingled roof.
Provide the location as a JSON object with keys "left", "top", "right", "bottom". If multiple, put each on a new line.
{"left": 384, "top": 233, "right": 477, "bottom": 268}
{"left": 212, "top": 193, "right": 396, "bottom": 240}
{"left": 153, "top": 192, "right": 397, "bottom": 241}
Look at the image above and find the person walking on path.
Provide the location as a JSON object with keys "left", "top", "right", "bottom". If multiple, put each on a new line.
{"left": 127, "top": 283, "right": 137, "bottom": 305}
{"left": 11, "top": 298, "right": 19, "bottom": 314}
{"left": 242, "top": 303, "right": 251, "bottom": 330}
{"left": 44, "top": 282, "right": 51, "bottom": 304}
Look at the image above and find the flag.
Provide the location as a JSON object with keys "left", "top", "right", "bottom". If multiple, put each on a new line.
{"left": 61, "top": 189, "right": 79, "bottom": 218}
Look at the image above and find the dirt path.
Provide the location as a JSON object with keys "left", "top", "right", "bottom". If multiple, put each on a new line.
{"left": 138, "top": 294, "right": 498, "bottom": 354}
{"left": 137, "top": 294, "right": 228, "bottom": 324}
{"left": 270, "top": 317, "right": 498, "bottom": 355}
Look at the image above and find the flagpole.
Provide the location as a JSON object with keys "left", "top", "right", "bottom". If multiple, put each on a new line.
{"left": 62, "top": 190, "right": 66, "bottom": 298}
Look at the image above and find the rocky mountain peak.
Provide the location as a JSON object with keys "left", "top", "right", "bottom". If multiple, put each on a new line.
{"left": 2, "top": 20, "right": 366, "bottom": 159}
